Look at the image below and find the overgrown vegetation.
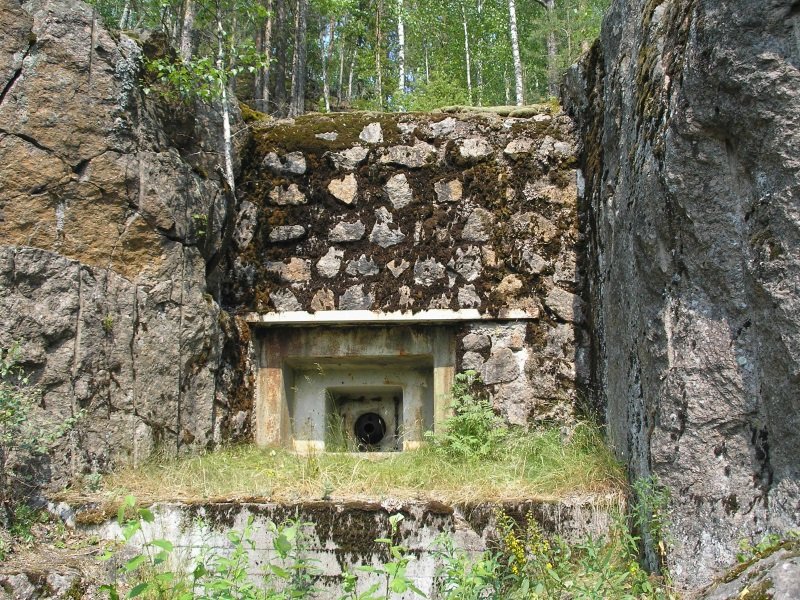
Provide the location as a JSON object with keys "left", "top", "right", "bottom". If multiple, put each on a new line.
{"left": 0, "top": 343, "right": 79, "bottom": 525}
{"left": 98, "top": 492, "right": 678, "bottom": 599}
{"left": 426, "top": 370, "right": 508, "bottom": 460}
{"left": 78, "top": 370, "right": 622, "bottom": 504}
{"left": 76, "top": 422, "right": 621, "bottom": 505}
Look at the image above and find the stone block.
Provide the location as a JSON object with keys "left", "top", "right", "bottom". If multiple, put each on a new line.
{"left": 339, "top": 284, "right": 374, "bottom": 310}
{"left": 481, "top": 348, "right": 520, "bottom": 385}
{"left": 328, "top": 173, "right": 358, "bottom": 204}
{"left": 269, "top": 225, "right": 305, "bottom": 242}
{"left": 359, "top": 122, "right": 383, "bottom": 144}
{"left": 269, "top": 184, "right": 307, "bottom": 206}
{"left": 316, "top": 248, "right": 344, "bottom": 277}
{"left": 329, "top": 220, "right": 365, "bottom": 242}
{"left": 385, "top": 173, "right": 414, "bottom": 209}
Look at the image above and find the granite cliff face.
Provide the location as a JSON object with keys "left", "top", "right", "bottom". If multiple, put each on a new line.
{"left": 0, "top": 0, "right": 252, "bottom": 488}
{"left": 564, "top": 0, "right": 800, "bottom": 588}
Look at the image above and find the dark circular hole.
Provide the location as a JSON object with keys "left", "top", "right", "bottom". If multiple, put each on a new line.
{"left": 354, "top": 412, "right": 386, "bottom": 447}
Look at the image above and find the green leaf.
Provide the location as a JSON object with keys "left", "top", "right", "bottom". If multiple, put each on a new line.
{"left": 127, "top": 582, "right": 150, "bottom": 598}
{"left": 154, "top": 572, "right": 174, "bottom": 583}
{"left": 270, "top": 564, "right": 290, "bottom": 579}
{"left": 390, "top": 578, "right": 407, "bottom": 593}
{"left": 274, "top": 533, "right": 292, "bottom": 556}
{"left": 124, "top": 554, "right": 147, "bottom": 572}
{"left": 150, "top": 539, "right": 174, "bottom": 552}
{"left": 138, "top": 507, "right": 155, "bottom": 523}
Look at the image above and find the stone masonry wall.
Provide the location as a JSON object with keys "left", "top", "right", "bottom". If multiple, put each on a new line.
{"left": 228, "top": 110, "right": 586, "bottom": 425}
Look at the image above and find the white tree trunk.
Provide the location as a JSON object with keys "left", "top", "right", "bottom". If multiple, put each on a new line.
{"left": 179, "top": 0, "right": 195, "bottom": 62}
{"left": 216, "top": 19, "right": 235, "bottom": 194}
{"left": 545, "top": 0, "right": 558, "bottom": 98}
{"left": 476, "top": 0, "right": 483, "bottom": 106}
{"left": 118, "top": 0, "right": 130, "bottom": 29}
{"left": 397, "top": 0, "right": 405, "bottom": 94}
{"left": 461, "top": 3, "right": 472, "bottom": 104}
{"left": 337, "top": 21, "right": 346, "bottom": 104}
{"left": 347, "top": 55, "right": 355, "bottom": 101}
{"left": 424, "top": 43, "right": 430, "bottom": 85}
{"left": 375, "top": 0, "right": 383, "bottom": 109}
{"left": 254, "top": 0, "right": 273, "bottom": 113}
{"left": 322, "top": 17, "right": 334, "bottom": 112}
{"left": 507, "top": 0, "right": 524, "bottom": 105}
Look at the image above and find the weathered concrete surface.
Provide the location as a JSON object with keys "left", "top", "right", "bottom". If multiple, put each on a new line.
{"left": 563, "top": 0, "right": 800, "bottom": 588}
{"left": 255, "top": 325, "right": 451, "bottom": 450}
{"left": 0, "top": 0, "right": 254, "bottom": 488}
{"left": 76, "top": 496, "right": 620, "bottom": 599}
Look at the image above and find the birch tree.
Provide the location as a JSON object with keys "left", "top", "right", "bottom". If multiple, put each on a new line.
{"left": 179, "top": 0, "right": 196, "bottom": 61}
{"left": 461, "top": 1, "right": 472, "bottom": 103}
{"left": 397, "top": 0, "right": 405, "bottom": 94}
{"left": 253, "top": 0, "right": 272, "bottom": 111}
{"left": 507, "top": 0, "right": 524, "bottom": 105}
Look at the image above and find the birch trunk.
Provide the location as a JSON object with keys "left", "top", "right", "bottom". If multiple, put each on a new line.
{"left": 179, "top": 0, "right": 195, "bottom": 62}
{"left": 397, "top": 0, "right": 405, "bottom": 95}
{"left": 347, "top": 55, "right": 355, "bottom": 102}
{"left": 424, "top": 43, "right": 430, "bottom": 85}
{"left": 118, "top": 0, "right": 130, "bottom": 29}
{"left": 507, "top": 0, "right": 524, "bottom": 105}
{"left": 461, "top": 3, "right": 472, "bottom": 104}
{"left": 475, "top": 0, "right": 483, "bottom": 106}
{"left": 545, "top": 0, "right": 558, "bottom": 98}
{"left": 254, "top": 0, "right": 272, "bottom": 112}
{"left": 375, "top": 0, "right": 383, "bottom": 109}
{"left": 337, "top": 21, "right": 346, "bottom": 104}
{"left": 273, "top": 0, "right": 289, "bottom": 115}
{"left": 322, "top": 17, "right": 334, "bottom": 112}
{"left": 216, "top": 19, "right": 235, "bottom": 194}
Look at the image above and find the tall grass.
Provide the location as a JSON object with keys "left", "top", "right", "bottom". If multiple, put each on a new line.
{"left": 72, "top": 422, "right": 624, "bottom": 506}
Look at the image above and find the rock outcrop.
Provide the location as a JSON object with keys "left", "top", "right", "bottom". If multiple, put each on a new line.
{"left": 0, "top": 0, "right": 252, "bottom": 488}
{"left": 563, "top": 0, "right": 800, "bottom": 588}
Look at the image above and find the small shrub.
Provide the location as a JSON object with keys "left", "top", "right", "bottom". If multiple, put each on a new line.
{"left": 428, "top": 370, "right": 507, "bottom": 460}
{"left": 491, "top": 508, "right": 675, "bottom": 599}
{"left": 632, "top": 475, "right": 672, "bottom": 576}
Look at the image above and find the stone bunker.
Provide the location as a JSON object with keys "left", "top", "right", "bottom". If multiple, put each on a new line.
{"left": 226, "top": 109, "right": 587, "bottom": 452}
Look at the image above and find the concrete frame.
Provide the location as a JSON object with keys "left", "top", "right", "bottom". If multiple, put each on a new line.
{"left": 252, "top": 324, "right": 456, "bottom": 452}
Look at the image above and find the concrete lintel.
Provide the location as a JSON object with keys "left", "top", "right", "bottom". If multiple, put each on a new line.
{"left": 245, "top": 308, "right": 537, "bottom": 326}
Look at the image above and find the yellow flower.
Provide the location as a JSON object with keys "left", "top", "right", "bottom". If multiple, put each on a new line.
{"left": 546, "top": 563, "right": 553, "bottom": 569}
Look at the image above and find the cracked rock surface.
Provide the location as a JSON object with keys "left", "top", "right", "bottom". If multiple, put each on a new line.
{"left": 564, "top": 0, "right": 800, "bottom": 588}
{"left": 0, "top": 0, "right": 253, "bottom": 487}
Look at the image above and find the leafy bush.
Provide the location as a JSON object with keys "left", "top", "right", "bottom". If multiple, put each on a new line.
{"left": 101, "top": 497, "right": 426, "bottom": 600}
{"left": 101, "top": 495, "right": 322, "bottom": 599}
{"left": 402, "top": 75, "right": 471, "bottom": 112}
{"left": 427, "top": 371, "right": 507, "bottom": 460}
